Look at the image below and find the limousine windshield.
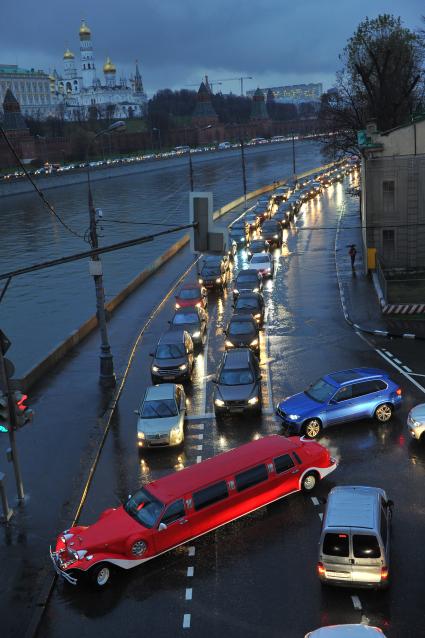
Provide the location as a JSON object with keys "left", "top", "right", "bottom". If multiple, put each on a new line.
{"left": 125, "top": 489, "right": 164, "bottom": 528}
{"left": 140, "top": 399, "right": 178, "bottom": 418}
{"left": 219, "top": 369, "right": 254, "bottom": 385}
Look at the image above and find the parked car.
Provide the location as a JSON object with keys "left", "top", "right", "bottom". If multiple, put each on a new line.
{"left": 246, "top": 239, "right": 270, "bottom": 257}
{"left": 305, "top": 625, "right": 387, "bottom": 637}
{"left": 175, "top": 283, "right": 207, "bottom": 310}
{"left": 135, "top": 383, "right": 186, "bottom": 449}
{"left": 213, "top": 348, "right": 262, "bottom": 418}
{"left": 261, "top": 220, "right": 282, "bottom": 247}
{"left": 218, "top": 141, "right": 231, "bottom": 149}
{"left": 233, "top": 269, "right": 263, "bottom": 300}
{"left": 276, "top": 368, "right": 402, "bottom": 438}
{"left": 248, "top": 253, "right": 274, "bottom": 278}
{"left": 50, "top": 435, "right": 337, "bottom": 586}
{"left": 169, "top": 306, "right": 208, "bottom": 347}
{"left": 150, "top": 330, "right": 194, "bottom": 383}
{"left": 224, "top": 314, "right": 260, "bottom": 354}
{"left": 407, "top": 403, "right": 425, "bottom": 441}
{"left": 233, "top": 291, "right": 265, "bottom": 327}
{"left": 318, "top": 485, "right": 393, "bottom": 590}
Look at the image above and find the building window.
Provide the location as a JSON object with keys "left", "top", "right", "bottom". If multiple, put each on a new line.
{"left": 382, "top": 180, "right": 395, "bottom": 214}
{"left": 382, "top": 229, "right": 396, "bottom": 265}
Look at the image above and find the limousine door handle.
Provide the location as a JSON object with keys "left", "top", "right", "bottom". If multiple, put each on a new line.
{"left": 179, "top": 519, "right": 189, "bottom": 525}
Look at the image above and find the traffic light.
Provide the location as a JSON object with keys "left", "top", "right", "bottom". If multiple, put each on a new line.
{"left": 12, "top": 392, "right": 34, "bottom": 429}
{"left": 0, "top": 392, "right": 10, "bottom": 433}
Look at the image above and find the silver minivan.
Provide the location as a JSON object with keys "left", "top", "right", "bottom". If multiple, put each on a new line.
{"left": 318, "top": 486, "right": 393, "bottom": 589}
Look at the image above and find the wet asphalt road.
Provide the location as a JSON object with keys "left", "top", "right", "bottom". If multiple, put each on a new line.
{"left": 39, "top": 177, "right": 425, "bottom": 638}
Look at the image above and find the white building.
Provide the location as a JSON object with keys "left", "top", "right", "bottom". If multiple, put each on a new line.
{"left": 53, "top": 20, "right": 147, "bottom": 120}
{"left": 0, "top": 64, "right": 53, "bottom": 118}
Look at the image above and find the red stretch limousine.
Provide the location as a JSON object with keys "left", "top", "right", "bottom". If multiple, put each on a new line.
{"left": 51, "top": 435, "right": 337, "bottom": 587}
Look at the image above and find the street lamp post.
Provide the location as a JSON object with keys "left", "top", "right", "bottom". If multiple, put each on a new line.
{"left": 152, "top": 127, "right": 162, "bottom": 153}
{"left": 240, "top": 138, "right": 247, "bottom": 209}
{"left": 292, "top": 131, "right": 297, "bottom": 181}
{"left": 86, "top": 120, "right": 125, "bottom": 388}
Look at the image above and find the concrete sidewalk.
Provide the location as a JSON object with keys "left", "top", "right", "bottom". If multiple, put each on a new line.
{"left": 335, "top": 193, "right": 425, "bottom": 339}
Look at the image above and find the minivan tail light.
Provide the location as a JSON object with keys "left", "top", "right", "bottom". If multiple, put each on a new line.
{"left": 381, "top": 567, "right": 389, "bottom": 580}
{"left": 317, "top": 562, "right": 325, "bottom": 576}
{"left": 396, "top": 388, "right": 402, "bottom": 396}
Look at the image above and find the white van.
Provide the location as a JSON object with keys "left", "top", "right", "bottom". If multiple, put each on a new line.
{"left": 318, "top": 486, "right": 393, "bottom": 589}
{"left": 218, "top": 141, "right": 231, "bottom": 149}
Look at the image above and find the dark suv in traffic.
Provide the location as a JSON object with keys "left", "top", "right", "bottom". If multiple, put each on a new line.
{"left": 150, "top": 330, "right": 194, "bottom": 383}
{"left": 213, "top": 348, "right": 262, "bottom": 420}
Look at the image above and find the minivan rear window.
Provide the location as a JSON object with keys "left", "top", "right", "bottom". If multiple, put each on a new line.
{"left": 353, "top": 534, "right": 381, "bottom": 558}
{"left": 193, "top": 481, "right": 228, "bottom": 511}
{"left": 235, "top": 464, "right": 268, "bottom": 492}
{"left": 323, "top": 533, "right": 349, "bottom": 557}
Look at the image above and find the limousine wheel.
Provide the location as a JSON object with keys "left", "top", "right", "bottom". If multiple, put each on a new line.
{"left": 90, "top": 563, "right": 111, "bottom": 588}
{"left": 301, "top": 471, "right": 318, "bottom": 492}
{"left": 303, "top": 419, "right": 322, "bottom": 439}
{"left": 374, "top": 403, "right": 393, "bottom": 422}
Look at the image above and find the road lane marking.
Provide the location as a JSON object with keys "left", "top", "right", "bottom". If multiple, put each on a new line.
{"left": 351, "top": 595, "right": 362, "bottom": 610}
{"left": 188, "top": 546, "right": 195, "bottom": 557}
{"left": 188, "top": 422, "right": 205, "bottom": 429}
{"left": 186, "top": 413, "right": 215, "bottom": 421}
{"left": 187, "top": 566, "right": 194, "bottom": 577}
{"left": 189, "top": 433, "right": 204, "bottom": 440}
{"left": 183, "top": 614, "right": 191, "bottom": 629}
{"left": 409, "top": 372, "right": 425, "bottom": 378}
{"left": 356, "top": 333, "right": 425, "bottom": 396}
{"left": 402, "top": 365, "right": 412, "bottom": 373}
{"left": 194, "top": 444, "right": 203, "bottom": 450}
{"left": 185, "top": 588, "right": 193, "bottom": 601}
{"left": 361, "top": 616, "right": 370, "bottom": 625}
{"left": 318, "top": 513, "right": 323, "bottom": 521}
{"left": 311, "top": 497, "right": 319, "bottom": 506}
{"left": 393, "top": 358, "right": 402, "bottom": 364}
{"left": 196, "top": 456, "right": 202, "bottom": 463}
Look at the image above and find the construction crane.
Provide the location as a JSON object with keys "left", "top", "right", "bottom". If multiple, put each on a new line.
{"left": 186, "top": 75, "right": 253, "bottom": 96}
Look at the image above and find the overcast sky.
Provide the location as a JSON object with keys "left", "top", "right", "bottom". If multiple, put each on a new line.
{"left": 1, "top": 1, "right": 423, "bottom": 96}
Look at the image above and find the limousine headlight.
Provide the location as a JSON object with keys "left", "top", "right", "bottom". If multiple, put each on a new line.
{"left": 248, "top": 397, "right": 259, "bottom": 405}
{"left": 215, "top": 398, "right": 225, "bottom": 407}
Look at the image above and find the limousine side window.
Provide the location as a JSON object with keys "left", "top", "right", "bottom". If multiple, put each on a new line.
{"left": 235, "top": 464, "right": 268, "bottom": 492}
{"left": 160, "top": 499, "right": 185, "bottom": 525}
{"left": 193, "top": 481, "right": 228, "bottom": 511}
{"left": 274, "top": 454, "right": 294, "bottom": 474}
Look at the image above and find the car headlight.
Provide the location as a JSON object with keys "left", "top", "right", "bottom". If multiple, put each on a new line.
{"left": 225, "top": 340, "right": 234, "bottom": 347}
{"left": 248, "top": 397, "right": 259, "bottom": 405}
{"left": 192, "top": 331, "right": 201, "bottom": 338}
{"left": 254, "top": 313, "right": 261, "bottom": 319}
{"left": 253, "top": 287, "right": 259, "bottom": 292}
{"left": 170, "top": 426, "right": 182, "bottom": 442}
{"left": 241, "top": 237, "right": 245, "bottom": 242}
{"left": 216, "top": 278, "right": 221, "bottom": 283}
{"left": 152, "top": 366, "right": 159, "bottom": 372}
{"left": 215, "top": 398, "right": 225, "bottom": 406}
{"left": 138, "top": 431, "right": 145, "bottom": 439}
{"left": 175, "top": 302, "right": 181, "bottom": 309}
{"left": 288, "top": 414, "right": 300, "bottom": 420}
{"left": 273, "top": 234, "right": 278, "bottom": 239}
{"left": 179, "top": 364, "right": 187, "bottom": 371}
{"left": 233, "top": 288, "right": 239, "bottom": 294}
{"left": 250, "top": 339, "right": 258, "bottom": 346}
{"left": 198, "top": 278, "right": 203, "bottom": 284}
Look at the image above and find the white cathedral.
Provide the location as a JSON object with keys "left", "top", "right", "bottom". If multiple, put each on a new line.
{"left": 52, "top": 20, "right": 148, "bottom": 120}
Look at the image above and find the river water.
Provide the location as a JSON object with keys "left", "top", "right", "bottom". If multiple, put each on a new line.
{"left": 0, "top": 141, "right": 323, "bottom": 375}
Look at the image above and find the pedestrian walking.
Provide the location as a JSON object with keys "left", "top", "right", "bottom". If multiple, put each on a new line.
{"left": 348, "top": 244, "right": 357, "bottom": 269}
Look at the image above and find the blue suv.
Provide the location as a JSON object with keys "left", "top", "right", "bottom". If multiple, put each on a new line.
{"left": 276, "top": 368, "right": 402, "bottom": 438}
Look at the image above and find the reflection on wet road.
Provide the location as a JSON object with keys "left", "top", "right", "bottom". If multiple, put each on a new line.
{"left": 40, "top": 174, "right": 425, "bottom": 638}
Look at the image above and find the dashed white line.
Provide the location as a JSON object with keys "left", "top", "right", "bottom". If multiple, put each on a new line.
{"left": 185, "top": 588, "right": 193, "bottom": 600}
{"left": 189, "top": 422, "right": 205, "bottom": 430}
{"left": 393, "top": 358, "right": 402, "bottom": 364}
{"left": 194, "top": 444, "right": 203, "bottom": 451}
{"left": 188, "top": 546, "right": 196, "bottom": 557}
{"left": 318, "top": 513, "right": 323, "bottom": 521}
{"left": 311, "top": 497, "right": 319, "bottom": 506}
{"left": 186, "top": 413, "right": 214, "bottom": 421}
{"left": 189, "top": 433, "right": 204, "bottom": 440}
{"left": 402, "top": 365, "right": 413, "bottom": 373}
{"left": 187, "top": 566, "right": 194, "bottom": 577}
{"left": 183, "top": 614, "right": 191, "bottom": 629}
{"left": 351, "top": 595, "right": 362, "bottom": 610}
{"left": 196, "top": 455, "right": 202, "bottom": 463}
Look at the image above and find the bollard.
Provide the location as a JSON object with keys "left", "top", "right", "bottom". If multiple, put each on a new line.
{"left": 0, "top": 472, "right": 13, "bottom": 523}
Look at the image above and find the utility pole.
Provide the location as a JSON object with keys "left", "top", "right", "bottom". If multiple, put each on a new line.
{"left": 188, "top": 149, "right": 194, "bottom": 192}
{"left": 292, "top": 132, "right": 297, "bottom": 180}
{"left": 240, "top": 139, "right": 247, "bottom": 208}
{"left": 0, "top": 343, "right": 24, "bottom": 501}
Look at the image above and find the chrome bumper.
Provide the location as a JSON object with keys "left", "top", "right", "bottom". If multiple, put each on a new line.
{"left": 50, "top": 546, "right": 78, "bottom": 585}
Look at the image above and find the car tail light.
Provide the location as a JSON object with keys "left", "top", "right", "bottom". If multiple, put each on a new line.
{"left": 317, "top": 562, "right": 325, "bottom": 576}
{"left": 381, "top": 567, "right": 389, "bottom": 580}
{"left": 396, "top": 388, "right": 402, "bottom": 396}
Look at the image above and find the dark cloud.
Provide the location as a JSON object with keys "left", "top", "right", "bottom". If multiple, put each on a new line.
{"left": 1, "top": 0, "right": 423, "bottom": 94}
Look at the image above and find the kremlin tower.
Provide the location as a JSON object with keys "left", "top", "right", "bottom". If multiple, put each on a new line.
{"left": 79, "top": 20, "right": 96, "bottom": 87}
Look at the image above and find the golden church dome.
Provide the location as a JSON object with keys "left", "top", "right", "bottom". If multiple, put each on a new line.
{"left": 79, "top": 20, "right": 91, "bottom": 38}
{"left": 103, "top": 57, "right": 116, "bottom": 73}
{"left": 63, "top": 48, "right": 75, "bottom": 60}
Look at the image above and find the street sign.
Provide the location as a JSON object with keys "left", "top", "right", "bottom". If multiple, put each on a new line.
{"left": 0, "top": 329, "right": 11, "bottom": 355}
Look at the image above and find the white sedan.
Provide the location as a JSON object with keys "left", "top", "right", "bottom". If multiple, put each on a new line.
{"left": 248, "top": 253, "right": 274, "bottom": 278}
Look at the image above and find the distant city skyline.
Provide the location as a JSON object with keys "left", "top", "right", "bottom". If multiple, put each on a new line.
{"left": 1, "top": 0, "right": 423, "bottom": 97}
